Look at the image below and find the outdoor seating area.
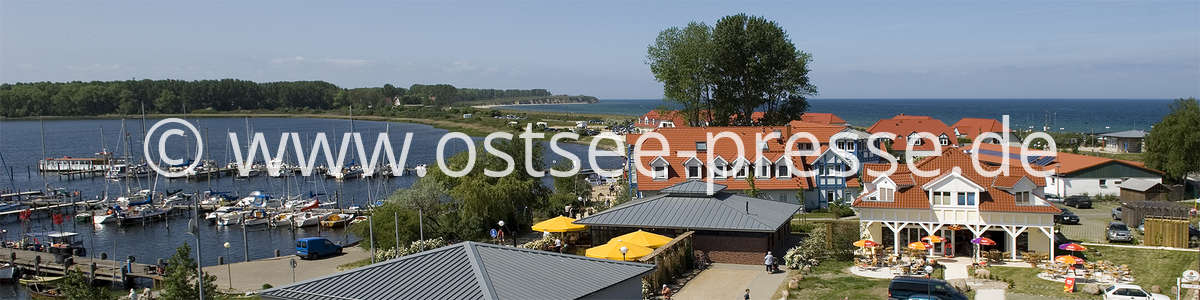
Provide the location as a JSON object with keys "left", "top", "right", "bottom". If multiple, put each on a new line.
{"left": 850, "top": 238, "right": 942, "bottom": 278}
{"left": 1032, "top": 244, "right": 1136, "bottom": 284}
{"left": 585, "top": 230, "right": 674, "bottom": 261}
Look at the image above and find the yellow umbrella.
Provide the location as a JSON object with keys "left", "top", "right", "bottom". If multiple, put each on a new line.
{"left": 610, "top": 230, "right": 673, "bottom": 249}
{"left": 921, "top": 235, "right": 945, "bottom": 243}
{"left": 1055, "top": 255, "right": 1084, "bottom": 265}
{"left": 907, "top": 241, "right": 932, "bottom": 251}
{"left": 853, "top": 239, "right": 879, "bottom": 248}
{"left": 531, "top": 216, "right": 586, "bottom": 233}
{"left": 585, "top": 241, "right": 653, "bottom": 261}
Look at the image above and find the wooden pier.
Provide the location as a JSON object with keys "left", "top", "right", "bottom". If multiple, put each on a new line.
{"left": 2, "top": 248, "right": 162, "bottom": 286}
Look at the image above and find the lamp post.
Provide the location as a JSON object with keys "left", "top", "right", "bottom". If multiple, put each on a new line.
{"left": 619, "top": 246, "right": 628, "bottom": 261}
{"left": 223, "top": 242, "right": 232, "bottom": 290}
{"left": 497, "top": 220, "right": 510, "bottom": 246}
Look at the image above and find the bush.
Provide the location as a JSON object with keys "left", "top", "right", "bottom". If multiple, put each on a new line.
{"left": 374, "top": 238, "right": 448, "bottom": 261}
{"left": 262, "top": 283, "right": 274, "bottom": 289}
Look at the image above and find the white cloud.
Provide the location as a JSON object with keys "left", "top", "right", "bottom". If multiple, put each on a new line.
{"left": 270, "top": 56, "right": 306, "bottom": 64}
{"left": 269, "top": 56, "right": 370, "bottom": 67}
{"left": 321, "top": 58, "right": 370, "bottom": 67}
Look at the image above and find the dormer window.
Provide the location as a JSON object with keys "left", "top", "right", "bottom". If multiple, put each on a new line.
{"left": 757, "top": 164, "right": 771, "bottom": 178}
{"left": 653, "top": 165, "right": 668, "bottom": 179}
{"left": 874, "top": 187, "right": 894, "bottom": 202}
{"left": 687, "top": 165, "right": 701, "bottom": 178}
{"left": 1015, "top": 191, "right": 1031, "bottom": 205}
{"left": 939, "top": 134, "right": 950, "bottom": 146}
{"left": 757, "top": 141, "right": 768, "bottom": 151}
{"left": 932, "top": 191, "right": 952, "bottom": 206}
{"left": 683, "top": 157, "right": 703, "bottom": 179}
{"left": 957, "top": 192, "right": 976, "bottom": 205}
{"left": 909, "top": 133, "right": 924, "bottom": 145}
{"left": 735, "top": 164, "right": 748, "bottom": 178}
{"left": 776, "top": 163, "right": 790, "bottom": 178}
{"left": 711, "top": 158, "right": 728, "bottom": 179}
{"left": 695, "top": 142, "right": 707, "bottom": 152}
{"left": 797, "top": 143, "right": 813, "bottom": 151}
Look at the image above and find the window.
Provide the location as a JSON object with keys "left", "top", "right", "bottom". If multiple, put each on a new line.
{"left": 875, "top": 188, "right": 894, "bottom": 202}
{"left": 1099, "top": 179, "right": 1107, "bottom": 187}
{"left": 776, "top": 164, "right": 790, "bottom": 178}
{"left": 797, "top": 143, "right": 813, "bottom": 151}
{"left": 757, "top": 164, "right": 771, "bottom": 178}
{"left": 939, "top": 134, "right": 950, "bottom": 146}
{"left": 909, "top": 133, "right": 924, "bottom": 145}
{"left": 687, "top": 166, "right": 701, "bottom": 179}
{"left": 713, "top": 164, "right": 728, "bottom": 179}
{"left": 653, "top": 166, "right": 667, "bottom": 179}
{"left": 932, "top": 191, "right": 953, "bottom": 206}
{"left": 695, "top": 142, "right": 707, "bottom": 152}
{"left": 1015, "top": 191, "right": 1031, "bottom": 205}
{"left": 735, "top": 165, "right": 748, "bottom": 178}
{"left": 957, "top": 192, "right": 976, "bottom": 205}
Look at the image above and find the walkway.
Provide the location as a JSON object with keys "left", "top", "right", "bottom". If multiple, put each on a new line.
{"left": 937, "top": 257, "right": 1006, "bottom": 300}
{"left": 674, "top": 263, "right": 787, "bottom": 300}
{"left": 202, "top": 247, "right": 370, "bottom": 293}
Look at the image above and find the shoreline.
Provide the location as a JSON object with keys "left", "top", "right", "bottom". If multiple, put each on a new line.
{"left": 471, "top": 101, "right": 593, "bottom": 109}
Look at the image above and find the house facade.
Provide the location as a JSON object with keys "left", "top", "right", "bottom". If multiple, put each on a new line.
{"left": 626, "top": 123, "right": 879, "bottom": 210}
{"left": 853, "top": 148, "right": 1061, "bottom": 261}
{"left": 867, "top": 114, "right": 956, "bottom": 153}
{"left": 1098, "top": 130, "right": 1147, "bottom": 153}
{"left": 971, "top": 143, "right": 1163, "bottom": 197}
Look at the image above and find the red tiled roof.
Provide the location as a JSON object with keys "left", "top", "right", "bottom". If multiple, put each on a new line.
{"left": 866, "top": 114, "right": 955, "bottom": 151}
{"left": 852, "top": 147, "right": 1060, "bottom": 214}
{"left": 634, "top": 110, "right": 767, "bottom": 128}
{"left": 628, "top": 124, "right": 848, "bottom": 192}
{"left": 972, "top": 143, "right": 1163, "bottom": 175}
{"left": 951, "top": 118, "right": 1004, "bottom": 140}
{"left": 799, "top": 113, "right": 847, "bottom": 125}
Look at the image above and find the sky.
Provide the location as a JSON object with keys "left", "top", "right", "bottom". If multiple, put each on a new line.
{"left": 2, "top": 1, "right": 1197, "bottom": 99}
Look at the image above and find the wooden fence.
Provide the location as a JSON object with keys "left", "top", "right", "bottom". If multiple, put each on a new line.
{"left": 638, "top": 231, "right": 694, "bottom": 293}
{"left": 1143, "top": 218, "right": 1191, "bottom": 248}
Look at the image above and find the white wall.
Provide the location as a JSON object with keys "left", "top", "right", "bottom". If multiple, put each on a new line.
{"left": 1046, "top": 176, "right": 1161, "bottom": 197}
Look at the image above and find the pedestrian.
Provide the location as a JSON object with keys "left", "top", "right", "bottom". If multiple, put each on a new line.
{"left": 764, "top": 251, "right": 775, "bottom": 273}
{"left": 554, "top": 237, "right": 563, "bottom": 253}
{"left": 744, "top": 288, "right": 751, "bottom": 300}
{"left": 660, "top": 284, "right": 672, "bottom": 299}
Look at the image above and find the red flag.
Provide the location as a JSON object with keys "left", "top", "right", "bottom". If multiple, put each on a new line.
{"left": 52, "top": 213, "right": 63, "bottom": 225}
{"left": 300, "top": 198, "right": 319, "bottom": 212}
{"left": 18, "top": 209, "right": 31, "bottom": 221}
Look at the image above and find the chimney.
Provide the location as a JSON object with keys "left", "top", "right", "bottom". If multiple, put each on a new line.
{"left": 786, "top": 124, "right": 792, "bottom": 140}
{"left": 745, "top": 202, "right": 749, "bottom": 214}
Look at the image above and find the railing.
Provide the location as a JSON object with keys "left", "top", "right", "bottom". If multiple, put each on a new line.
{"left": 637, "top": 231, "right": 694, "bottom": 291}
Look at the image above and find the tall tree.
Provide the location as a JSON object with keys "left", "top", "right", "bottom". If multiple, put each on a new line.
{"left": 1144, "top": 98, "right": 1200, "bottom": 182}
{"left": 648, "top": 14, "right": 817, "bottom": 126}
{"left": 58, "top": 270, "right": 116, "bottom": 300}
{"left": 160, "top": 243, "right": 218, "bottom": 300}
{"left": 648, "top": 22, "right": 713, "bottom": 126}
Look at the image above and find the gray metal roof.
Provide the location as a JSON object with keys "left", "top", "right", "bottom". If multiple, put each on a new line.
{"left": 577, "top": 183, "right": 801, "bottom": 232}
{"left": 660, "top": 180, "right": 727, "bottom": 195}
{"left": 1119, "top": 178, "right": 1164, "bottom": 192}
{"left": 259, "top": 242, "right": 654, "bottom": 300}
{"left": 1100, "top": 130, "right": 1147, "bottom": 138}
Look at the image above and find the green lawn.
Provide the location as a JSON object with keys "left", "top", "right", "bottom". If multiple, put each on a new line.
{"left": 987, "top": 245, "right": 1198, "bottom": 299}
{"left": 781, "top": 261, "right": 891, "bottom": 299}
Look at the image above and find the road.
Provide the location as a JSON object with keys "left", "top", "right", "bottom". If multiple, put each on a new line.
{"left": 202, "top": 246, "right": 370, "bottom": 293}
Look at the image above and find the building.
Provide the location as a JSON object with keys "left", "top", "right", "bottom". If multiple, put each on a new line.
{"left": 1098, "top": 130, "right": 1147, "bottom": 153}
{"left": 799, "top": 112, "right": 847, "bottom": 126}
{"left": 259, "top": 242, "right": 655, "bottom": 300}
{"left": 625, "top": 123, "right": 880, "bottom": 209}
{"left": 1119, "top": 178, "right": 1171, "bottom": 202}
{"left": 576, "top": 180, "right": 800, "bottom": 264}
{"left": 950, "top": 118, "right": 1022, "bottom": 145}
{"left": 853, "top": 148, "right": 1061, "bottom": 260}
{"left": 866, "top": 114, "right": 955, "bottom": 152}
{"left": 970, "top": 143, "right": 1163, "bottom": 197}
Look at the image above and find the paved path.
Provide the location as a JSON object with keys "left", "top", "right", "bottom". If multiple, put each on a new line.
{"left": 674, "top": 263, "right": 787, "bottom": 300}
{"left": 203, "top": 247, "right": 370, "bottom": 293}
{"left": 937, "top": 257, "right": 1006, "bottom": 300}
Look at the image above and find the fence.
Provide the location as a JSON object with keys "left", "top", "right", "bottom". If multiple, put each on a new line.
{"left": 638, "top": 231, "right": 694, "bottom": 292}
{"left": 1142, "top": 217, "right": 1190, "bottom": 248}
{"left": 1121, "top": 201, "right": 1189, "bottom": 227}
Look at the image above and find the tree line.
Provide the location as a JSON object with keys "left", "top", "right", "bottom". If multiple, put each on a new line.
{"left": 0, "top": 79, "right": 573, "bottom": 117}
{"left": 647, "top": 13, "right": 817, "bottom": 126}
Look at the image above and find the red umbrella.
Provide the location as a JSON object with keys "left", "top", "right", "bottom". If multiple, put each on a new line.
{"left": 1058, "top": 243, "right": 1086, "bottom": 252}
{"left": 970, "top": 237, "right": 996, "bottom": 245}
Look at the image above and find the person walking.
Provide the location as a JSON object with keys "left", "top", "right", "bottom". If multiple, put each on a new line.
{"left": 660, "top": 284, "right": 672, "bottom": 299}
{"left": 764, "top": 251, "right": 775, "bottom": 273}
{"left": 744, "top": 288, "right": 751, "bottom": 300}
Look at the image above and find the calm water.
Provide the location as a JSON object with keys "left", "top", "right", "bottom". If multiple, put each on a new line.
{"left": 498, "top": 98, "right": 1174, "bottom": 132}
{"left": 0, "top": 117, "right": 619, "bottom": 271}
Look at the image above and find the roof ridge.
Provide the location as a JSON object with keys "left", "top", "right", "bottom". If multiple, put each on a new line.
{"left": 714, "top": 194, "right": 785, "bottom": 230}
{"left": 462, "top": 242, "right": 500, "bottom": 300}
{"left": 258, "top": 241, "right": 474, "bottom": 297}
{"left": 577, "top": 193, "right": 665, "bottom": 221}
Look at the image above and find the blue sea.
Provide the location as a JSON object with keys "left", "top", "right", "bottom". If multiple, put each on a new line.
{"left": 496, "top": 99, "right": 1176, "bottom": 132}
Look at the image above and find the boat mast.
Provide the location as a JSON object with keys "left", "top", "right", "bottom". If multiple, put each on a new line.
{"left": 39, "top": 117, "right": 48, "bottom": 191}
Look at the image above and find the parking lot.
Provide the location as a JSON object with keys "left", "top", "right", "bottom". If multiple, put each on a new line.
{"left": 1055, "top": 200, "right": 1123, "bottom": 243}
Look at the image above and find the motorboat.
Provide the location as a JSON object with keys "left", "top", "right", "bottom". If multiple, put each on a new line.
{"left": 320, "top": 213, "right": 354, "bottom": 228}
{"left": 271, "top": 212, "right": 293, "bottom": 227}
{"left": 241, "top": 210, "right": 270, "bottom": 227}
{"left": 292, "top": 212, "right": 329, "bottom": 228}
{"left": 216, "top": 211, "right": 244, "bottom": 226}
{"left": 206, "top": 206, "right": 242, "bottom": 223}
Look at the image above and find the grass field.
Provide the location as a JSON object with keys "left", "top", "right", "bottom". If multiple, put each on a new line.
{"left": 782, "top": 261, "right": 892, "bottom": 299}
{"left": 988, "top": 245, "right": 1198, "bottom": 299}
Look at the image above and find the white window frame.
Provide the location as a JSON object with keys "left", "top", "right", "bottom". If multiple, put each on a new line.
{"left": 653, "top": 165, "right": 668, "bottom": 179}
{"left": 695, "top": 142, "right": 707, "bottom": 152}
{"left": 909, "top": 133, "right": 924, "bottom": 146}
{"left": 873, "top": 187, "right": 894, "bottom": 202}
{"left": 1015, "top": 191, "right": 1031, "bottom": 205}
{"left": 956, "top": 192, "right": 977, "bottom": 206}
{"left": 939, "top": 134, "right": 950, "bottom": 146}
{"left": 932, "top": 191, "right": 953, "bottom": 206}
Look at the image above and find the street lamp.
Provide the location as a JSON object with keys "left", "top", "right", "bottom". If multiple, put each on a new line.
{"left": 497, "top": 220, "right": 505, "bottom": 244}
{"left": 223, "top": 242, "right": 232, "bottom": 290}
{"left": 619, "top": 246, "right": 628, "bottom": 261}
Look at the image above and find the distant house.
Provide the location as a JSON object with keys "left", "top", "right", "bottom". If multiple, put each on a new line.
{"left": 853, "top": 148, "right": 1061, "bottom": 260}
{"left": 463, "top": 113, "right": 473, "bottom": 119}
{"left": 971, "top": 143, "right": 1163, "bottom": 197}
{"left": 866, "top": 114, "right": 955, "bottom": 152}
{"left": 1098, "top": 130, "right": 1147, "bottom": 153}
{"left": 799, "top": 112, "right": 848, "bottom": 126}
{"left": 625, "top": 123, "right": 880, "bottom": 209}
{"left": 576, "top": 180, "right": 800, "bottom": 264}
{"left": 1119, "top": 178, "right": 1171, "bottom": 201}
{"left": 259, "top": 242, "right": 654, "bottom": 300}
{"left": 950, "top": 118, "right": 1022, "bottom": 145}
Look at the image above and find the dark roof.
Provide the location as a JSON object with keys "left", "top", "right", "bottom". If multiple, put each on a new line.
{"left": 576, "top": 181, "right": 801, "bottom": 232}
{"left": 259, "top": 242, "right": 654, "bottom": 300}
{"left": 660, "top": 180, "right": 727, "bottom": 195}
{"left": 1119, "top": 178, "right": 1166, "bottom": 192}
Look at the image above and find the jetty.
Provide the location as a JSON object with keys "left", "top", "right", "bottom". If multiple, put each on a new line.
{"left": 2, "top": 247, "right": 162, "bottom": 286}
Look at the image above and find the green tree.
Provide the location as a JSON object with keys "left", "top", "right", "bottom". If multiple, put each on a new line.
{"left": 648, "top": 22, "right": 713, "bottom": 126}
{"left": 1145, "top": 98, "right": 1200, "bottom": 182}
{"left": 58, "top": 270, "right": 115, "bottom": 300}
{"left": 160, "top": 243, "right": 218, "bottom": 300}
{"left": 745, "top": 175, "right": 761, "bottom": 198}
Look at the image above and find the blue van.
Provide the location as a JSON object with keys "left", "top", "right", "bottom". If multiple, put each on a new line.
{"left": 296, "top": 237, "right": 342, "bottom": 260}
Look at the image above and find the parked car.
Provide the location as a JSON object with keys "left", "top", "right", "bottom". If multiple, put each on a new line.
{"left": 1045, "top": 194, "right": 1062, "bottom": 202}
{"left": 296, "top": 237, "right": 343, "bottom": 260}
{"left": 1107, "top": 222, "right": 1133, "bottom": 243}
{"left": 1064, "top": 195, "right": 1093, "bottom": 208}
{"left": 1111, "top": 206, "right": 1122, "bottom": 220}
{"left": 1055, "top": 208, "right": 1080, "bottom": 225}
{"left": 887, "top": 276, "right": 968, "bottom": 300}
{"left": 1102, "top": 284, "right": 1169, "bottom": 300}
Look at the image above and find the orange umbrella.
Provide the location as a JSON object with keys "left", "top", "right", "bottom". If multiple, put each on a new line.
{"left": 853, "top": 239, "right": 879, "bottom": 248}
{"left": 1058, "top": 243, "right": 1086, "bottom": 252}
{"left": 907, "top": 241, "right": 932, "bottom": 250}
{"left": 1055, "top": 255, "right": 1084, "bottom": 265}
{"left": 921, "top": 235, "right": 945, "bottom": 243}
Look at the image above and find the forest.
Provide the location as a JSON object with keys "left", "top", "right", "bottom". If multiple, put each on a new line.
{"left": 0, "top": 79, "right": 588, "bottom": 117}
